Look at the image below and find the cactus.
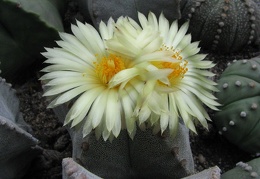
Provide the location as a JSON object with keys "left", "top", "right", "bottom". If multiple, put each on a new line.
{"left": 180, "top": 0, "right": 260, "bottom": 54}
{"left": 182, "top": 166, "right": 221, "bottom": 179}
{"left": 52, "top": 104, "right": 195, "bottom": 178}
{"left": 0, "top": 0, "right": 64, "bottom": 80}
{"left": 212, "top": 56, "right": 260, "bottom": 154}
{"left": 62, "top": 158, "right": 102, "bottom": 179}
{"left": 221, "top": 157, "right": 260, "bottom": 179}
{"left": 0, "top": 76, "right": 40, "bottom": 179}
{"left": 76, "top": 0, "right": 181, "bottom": 27}
{"left": 63, "top": 158, "right": 222, "bottom": 179}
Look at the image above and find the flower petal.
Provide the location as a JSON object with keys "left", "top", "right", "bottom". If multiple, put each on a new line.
{"left": 88, "top": 89, "right": 109, "bottom": 128}
{"left": 105, "top": 89, "right": 121, "bottom": 132}
{"left": 171, "top": 21, "right": 189, "bottom": 47}
{"left": 159, "top": 13, "right": 169, "bottom": 39}
{"left": 165, "top": 20, "right": 178, "bottom": 45}
{"left": 64, "top": 86, "right": 104, "bottom": 125}
{"left": 120, "top": 89, "right": 136, "bottom": 135}
{"left": 99, "top": 18, "right": 115, "bottom": 40}
{"left": 108, "top": 68, "right": 140, "bottom": 88}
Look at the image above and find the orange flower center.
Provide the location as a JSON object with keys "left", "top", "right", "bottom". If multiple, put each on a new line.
{"left": 154, "top": 47, "right": 188, "bottom": 85}
{"left": 94, "top": 54, "right": 126, "bottom": 85}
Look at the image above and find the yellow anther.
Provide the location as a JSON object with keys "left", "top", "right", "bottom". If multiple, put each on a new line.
{"left": 94, "top": 54, "right": 126, "bottom": 85}
{"left": 154, "top": 45, "right": 188, "bottom": 86}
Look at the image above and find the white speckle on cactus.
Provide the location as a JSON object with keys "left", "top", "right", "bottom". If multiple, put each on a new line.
{"left": 235, "top": 161, "right": 259, "bottom": 178}
{"left": 218, "top": 131, "right": 222, "bottom": 135}
{"left": 235, "top": 81, "right": 242, "bottom": 87}
{"left": 251, "top": 103, "right": 258, "bottom": 110}
{"left": 236, "top": 161, "right": 243, "bottom": 167}
{"left": 233, "top": 59, "right": 237, "bottom": 63}
{"left": 250, "top": 172, "right": 259, "bottom": 178}
{"left": 229, "top": 121, "right": 235, "bottom": 126}
{"left": 245, "top": 165, "right": 253, "bottom": 171}
{"left": 222, "top": 127, "right": 227, "bottom": 131}
{"left": 222, "top": 83, "right": 228, "bottom": 89}
{"left": 252, "top": 64, "right": 257, "bottom": 70}
{"left": 240, "top": 111, "right": 247, "bottom": 118}
{"left": 236, "top": 161, "right": 248, "bottom": 168}
{"left": 242, "top": 59, "right": 248, "bottom": 64}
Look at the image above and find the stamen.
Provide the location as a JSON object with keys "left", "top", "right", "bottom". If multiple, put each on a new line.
{"left": 154, "top": 45, "right": 188, "bottom": 86}
{"left": 94, "top": 54, "right": 126, "bottom": 85}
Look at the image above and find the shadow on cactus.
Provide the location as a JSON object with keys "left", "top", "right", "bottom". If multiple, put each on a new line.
{"left": 213, "top": 56, "right": 260, "bottom": 154}
{"left": 0, "top": 0, "right": 64, "bottom": 81}
{"left": 180, "top": 0, "right": 260, "bottom": 54}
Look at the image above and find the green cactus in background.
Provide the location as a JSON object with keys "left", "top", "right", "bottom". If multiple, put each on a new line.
{"left": 213, "top": 56, "right": 260, "bottom": 154}
{"left": 221, "top": 157, "right": 260, "bottom": 179}
{"left": 0, "top": 0, "right": 64, "bottom": 80}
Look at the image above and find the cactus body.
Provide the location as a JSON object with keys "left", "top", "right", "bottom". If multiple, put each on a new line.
{"left": 0, "top": 76, "right": 39, "bottom": 179}
{"left": 213, "top": 56, "right": 260, "bottom": 153}
{"left": 0, "top": 0, "right": 64, "bottom": 80}
{"left": 221, "top": 158, "right": 260, "bottom": 179}
{"left": 181, "top": 0, "right": 260, "bottom": 54}
{"left": 53, "top": 105, "right": 194, "bottom": 178}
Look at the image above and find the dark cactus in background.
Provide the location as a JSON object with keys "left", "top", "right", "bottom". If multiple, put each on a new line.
{"left": 180, "top": 0, "right": 260, "bottom": 54}
{"left": 213, "top": 56, "right": 260, "bottom": 154}
{"left": 0, "top": 0, "right": 64, "bottom": 81}
{"left": 76, "top": 0, "right": 181, "bottom": 27}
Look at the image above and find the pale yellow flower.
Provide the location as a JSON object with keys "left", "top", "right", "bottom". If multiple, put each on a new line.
{"left": 108, "top": 12, "right": 220, "bottom": 137}
{"left": 40, "top": 17, "right": 172, "bottom": 140}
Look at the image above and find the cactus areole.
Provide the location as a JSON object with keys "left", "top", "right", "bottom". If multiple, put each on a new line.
{"left": 213, "top": 56, "right": 260, "bottom": 154}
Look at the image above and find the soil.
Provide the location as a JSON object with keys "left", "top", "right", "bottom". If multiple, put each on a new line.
{"left": 7, "top": 0, "right": 258, "bottom": 178}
